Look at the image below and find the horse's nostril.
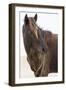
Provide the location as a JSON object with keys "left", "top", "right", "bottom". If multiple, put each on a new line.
{"left": 42, "top": 48, "right": 45, "bottom": 52}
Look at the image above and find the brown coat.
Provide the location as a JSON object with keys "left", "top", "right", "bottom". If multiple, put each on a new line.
{"left": 27, "top": 31, "right": 58, "bottom": 77}
{"left": 23, "top": 14, "right": 58, "bottom": 77}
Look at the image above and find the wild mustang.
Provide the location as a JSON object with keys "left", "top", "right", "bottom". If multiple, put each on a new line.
{"left": 22, "top": 14, "right": 58, "bottom": 77}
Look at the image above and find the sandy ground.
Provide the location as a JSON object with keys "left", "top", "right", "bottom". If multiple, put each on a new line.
{"left": 19, "top": 56, "right": 35, "bottom": 78}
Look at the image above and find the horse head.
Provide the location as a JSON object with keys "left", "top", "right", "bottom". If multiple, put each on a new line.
{"left": 23, "top": 14, "right": 48, "bottom": 54}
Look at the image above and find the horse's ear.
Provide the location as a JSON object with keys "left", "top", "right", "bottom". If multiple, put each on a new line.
{"left": 34, "top": 14, "right": 37, "bottom": 22}
{"left": 24, "top": 14, "right": 29, "bottom": 24}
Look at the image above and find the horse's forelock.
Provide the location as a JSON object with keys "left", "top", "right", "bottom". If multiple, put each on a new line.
{"left": 28, "top": 18, "right": 39, "bottom": 39}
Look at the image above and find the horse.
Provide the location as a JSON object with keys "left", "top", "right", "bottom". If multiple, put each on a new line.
{"left": 22, "top": 14, "right": 58, "bottom": 77}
